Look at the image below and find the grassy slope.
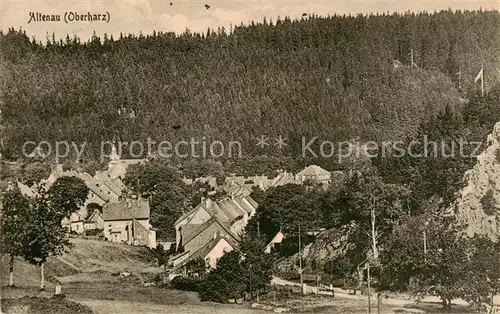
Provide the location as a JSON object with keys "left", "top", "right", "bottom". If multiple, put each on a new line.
{"left": 0, "top": 238, "right": 161, "bottom": 289}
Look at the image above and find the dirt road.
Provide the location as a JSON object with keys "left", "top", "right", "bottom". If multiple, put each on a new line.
{"left": 78, "top": 299, "right": 270, "bottom": 314}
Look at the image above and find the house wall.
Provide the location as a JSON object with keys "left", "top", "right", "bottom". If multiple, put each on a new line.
{"left": 148, "top": 229, "right": 157, "bottom": 249}
{"left": 104, "top": 220, "right": 132, "bottom": 243}
{"left": 84, "top": 222, "right": 96, "bottom": 230}
{"left": 132, "top": 222, "right": 150, "bottom": 247}
{"left": 298, "top": 174, "right": 330, "bottom": 183}
{"left": 93, "top": 215, "right": 104, "bottom": 229}
{"left": 70, "top": 221, "right": 84, "bottom": 234}
{"left": 205, "top": 238, "right": 234, "bottom": 268}
{"left": 184, "top": 222, "right": 233, "bottom": 253}
{"left": 104, "top": 219, "right": 151, "bottom": 246}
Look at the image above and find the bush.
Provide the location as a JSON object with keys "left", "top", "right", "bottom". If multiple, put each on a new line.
{"left": 171, "top": 276, "right": 203, "bottom": 292}
{"left": 481, "top": 189, "right": 497, "bottom": 216}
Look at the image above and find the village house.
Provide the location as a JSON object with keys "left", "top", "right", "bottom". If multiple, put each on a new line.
{"left": 167, "top": 233, "right": 238, "bottom": 280}
{"left": 168, "top": 195, "right": 258, "bottom": 278}
{"left": 270, "top": 170, "right": 301, "bottom": 186}
{"left": 295, "top": 165, "right": 331, "bottom": 185}
{"left": 174, "top": 195, "right": 258, "bottom": 251}
{"left": 83, "top": 208, "right": 104, "bottom": 231}
{"left": 102, "top": 198, "right": 156, "bottom": 248}
{"left": 182, "top": 176, "right": 218, "bottom": 191}
{"left": 180, "top": 216, "right": 239, "bottom": 255}
{"left": 264, "top": 231, "right": 285, "bottom": 254}
{"left": 67, "top": 213, "right": 84, "bottom": 234}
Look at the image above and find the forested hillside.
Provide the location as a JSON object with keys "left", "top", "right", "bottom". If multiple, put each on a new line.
{"left": 1, "top": 10, "right": 499, "bottom": 168}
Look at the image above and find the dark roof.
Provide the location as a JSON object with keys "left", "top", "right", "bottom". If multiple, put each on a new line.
{"left": 84, "top": 209, "right": 103, "bottom": 223}
{"left": 182, "top": 217, "right": 239, "bottom": 246}
{"left": 103, "top": 198, "right": 150, "bottom": 221}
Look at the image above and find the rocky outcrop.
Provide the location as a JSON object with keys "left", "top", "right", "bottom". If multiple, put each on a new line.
{"left": 275, "top": 223, "right": 357, "bottom": 278}
{"left": 455, "top": 122, "right": 500, "bottom": 240}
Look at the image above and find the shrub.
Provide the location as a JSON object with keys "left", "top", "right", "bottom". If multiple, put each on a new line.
{"left": 481, "top": 189, "right": 497, "bottom": 216}
{"left": 171, "top": 276, "right": 203, "bottom": 292}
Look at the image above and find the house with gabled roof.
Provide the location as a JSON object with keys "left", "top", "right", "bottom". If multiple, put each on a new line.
{"left": 102, "top": 198, "right": 156, "bottom": 248}
{"left": 295, "top": 165, "right": 331, "bottom": 185}
{"left": 174, "top": 195, "right": 258, "bottom": 251}
{"left": 83, "top": 208, "right": 104, "bottom": 231}
{"left": 180, "top": 216, "right": 239, "bottom": 254}
{"left": 269, "top": 171, "right": 300, "bottom": 187}
{"left": 167, "top": 234, "right": 238, "bottom": 280}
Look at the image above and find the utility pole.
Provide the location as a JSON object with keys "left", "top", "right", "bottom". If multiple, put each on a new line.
{"left": 481, "top": 68, "right": 485, "bottom": 97}
{"left": 370, "top": 196, "right": 378, "bottom": 261}
{"left": 423, "top": 231, "right": 427, "bottom": 255}
{"left": 423, "top": 220, "right": 429, "bottom": 262}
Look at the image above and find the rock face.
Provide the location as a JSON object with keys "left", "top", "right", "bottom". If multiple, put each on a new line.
{"left": 275, "top": 223, "right": 357, "bottom": 278}
{"left": 455, "top": 122, "right": 500, "bottom": 240}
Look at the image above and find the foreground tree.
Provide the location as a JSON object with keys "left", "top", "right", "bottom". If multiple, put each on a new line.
{"left": 20, "top": 192, "right": 72, "bottom": 289}
{"left": 19, "top": 178, "right": 87, "bottom": 289}
{"left": 381, "top": 211, "right": 500, "bottom": 310}
{"left": 345, "top": 173, "right": 410, "bottom": 262}
{"left": 199, "top": 235, "right": 274, "bottom": 303}
{"left": 240, "top": 235, "right": 275, "bottom": 299}
{"left": 0, "top": 187, "right": 30, "bottom": 287}
{"left": 124, "top": 161, "right": 190, "bottom": 239}
{"left": 198, "top": 251, "right": 246, "bottom": 303}
{"left": 47, "top": 176, "right": 88, "bottom": 217}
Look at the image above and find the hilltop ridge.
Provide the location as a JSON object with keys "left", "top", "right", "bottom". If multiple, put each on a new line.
{"left": 1, "top": 10, "right": 499, "bottom": 164}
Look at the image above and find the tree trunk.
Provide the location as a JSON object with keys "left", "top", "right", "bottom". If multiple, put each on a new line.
{"left": 40, "top": 263, "right": 45, "bottom": 290}
{"left": 8, "top": 254, "right": 14, "bottom": 287}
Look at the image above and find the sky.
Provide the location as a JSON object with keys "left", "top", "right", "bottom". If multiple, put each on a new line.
{"left": 1, "top": 0, "right": 499, "bottom": 42}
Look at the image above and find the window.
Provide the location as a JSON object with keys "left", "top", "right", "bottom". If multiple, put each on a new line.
{"left": 108, "top": 224, "right": 112, "bottom": 228}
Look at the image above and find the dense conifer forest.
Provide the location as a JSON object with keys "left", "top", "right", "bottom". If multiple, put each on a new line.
{"left": 0, "top": 10, "right": 499, "bottom": 172}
